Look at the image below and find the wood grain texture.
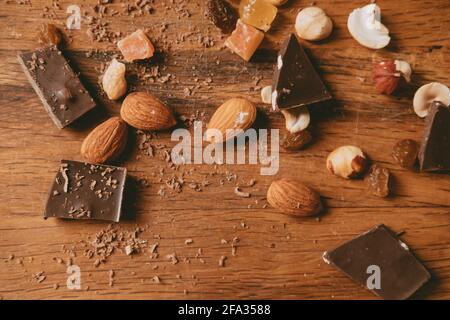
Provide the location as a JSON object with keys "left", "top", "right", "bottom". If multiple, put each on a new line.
{"left": 0, "top": 0, "right": 449, "bottom": 300}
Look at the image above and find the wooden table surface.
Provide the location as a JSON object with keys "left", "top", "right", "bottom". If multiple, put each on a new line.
{"left": 0, "top": 0, "right": 449, "bottom": 300}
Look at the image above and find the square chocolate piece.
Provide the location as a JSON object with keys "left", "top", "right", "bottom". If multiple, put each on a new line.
{"left": 419, "top": 101, "right": 450, "bottom": 171}
{"left": 44, "top": 160, "right": 127, "bottom": 222}
{"left": 323, "top": 224, "right": 430, "bottom": 300}
{"left": 272, "top": 34, "right": 332, "bottom": 111}
{"left": 18, "top": 46, "right": 96, "bottom": 129}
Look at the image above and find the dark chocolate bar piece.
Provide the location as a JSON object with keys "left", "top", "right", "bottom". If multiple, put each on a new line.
{"left": 18, "top": 46, "right": 95, "bottom": 129}
{"left": 272, "top": 34, "right": 332, "bottom": 111}
{"left": 44, "top": 160, "right": 127, "bottom": 222}
{"left": 323, "top": 224, "right": 430, "bottom": 300}
{"left": 419, "top": 101, "right": 450, "bottom": 171}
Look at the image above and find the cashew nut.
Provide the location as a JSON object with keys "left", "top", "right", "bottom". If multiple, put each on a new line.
{"left": 281, "top": 107, "right": 310, "bottom": 133}
{"left": 347, "top": 3, "right": 390, "bottom": 49}
{"left": 413, "top": 82, "right": 450, "bottom": 118}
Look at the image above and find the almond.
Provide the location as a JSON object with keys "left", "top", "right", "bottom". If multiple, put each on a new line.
{"left": 120, "top": 92, "right": 177, "bottom": 131}
{"left": 81, "top": 117, "right": 128, "bottom": 164}
{"left": 267, "top": 179, "right": 322, "bottom": 216}
{"left": 206, "top": 98, "right": 257, "bottom": 143}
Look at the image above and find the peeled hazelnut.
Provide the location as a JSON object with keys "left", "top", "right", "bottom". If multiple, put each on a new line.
{"left": 102, "top": 59, "right": 127, "bottom": 100}
{"left": 372, "top": 60, "right": 412, "bottom": 95}
{"left": 281, "top": 108, "right": 310, "bottom": 133}
{"left": 326, "top": 146, "right": 368, "bottom": 179}
{"left": 295, "top": 7, "right": 333, "bottom": 41}
{"left": 413, "top": 82, "right": 450, "bottom": 118}
{"left": 37, "top": 23, "right": 62, "bottom": 46}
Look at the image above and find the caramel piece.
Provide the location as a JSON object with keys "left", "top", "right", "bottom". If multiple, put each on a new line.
{"left": 239, "top": 0, "right": 278, "bottom": 32}
{"left": 117, "top": 29, "right": 155, "bottom": 62}
{"left": 225, "top": 19, "right": 264, "bottom": 62}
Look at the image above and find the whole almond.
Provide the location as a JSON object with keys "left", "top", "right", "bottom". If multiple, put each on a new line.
{"left": 81, "top": 117, "right": 128, "bottom": 164}
{"left": 120, "top": 92, "right": 177, "bottom": 131}
{"left": 267, "top": 179, "right": 322, "bottom": 216}
{"left": 206, "top": 98, "right": 257, "bottom": 143}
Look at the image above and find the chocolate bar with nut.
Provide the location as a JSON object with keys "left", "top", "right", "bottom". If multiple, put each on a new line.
{"left": 44, "top": 160, "right": 127, "bottom": 222}
{"left": 18, "top": 46, "right": 95, "bottom": 129}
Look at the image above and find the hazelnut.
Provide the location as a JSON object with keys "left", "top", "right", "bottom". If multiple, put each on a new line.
{"left": 413, "top": 82, "right": 450, "bottom": 118}
{"left": 326, "top": 146, "right": 368, "bottom": 179}
{"left": 295, "top": 7, "right": 333, "bottom": 41}
{"left": 372, "top": 60, "right": 412, "bottom": 95}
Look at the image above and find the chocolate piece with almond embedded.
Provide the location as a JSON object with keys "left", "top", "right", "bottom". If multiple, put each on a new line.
{"left": 18, "top": 46, "right": 96, "bottom": 129}
{"left": 44, "top": 160, "right": 127, "bottom": 222}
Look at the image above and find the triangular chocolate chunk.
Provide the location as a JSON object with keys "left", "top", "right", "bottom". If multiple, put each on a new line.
{"left": 419, "top": 101, "right": 450, "bottom": 171}
{"left": 272, "top": 34, "right": 332, "bottom": 111}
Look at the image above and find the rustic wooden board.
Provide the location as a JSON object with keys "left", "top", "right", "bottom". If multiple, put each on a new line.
{"left": 0, "top": 0, "right": 449, "bottom": 300}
